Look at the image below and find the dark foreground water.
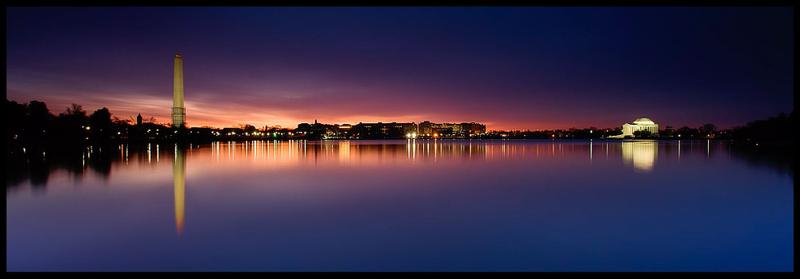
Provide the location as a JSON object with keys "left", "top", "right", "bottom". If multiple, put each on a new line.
{"left": 6, "top": 140, "right": 793, "bottom": 271}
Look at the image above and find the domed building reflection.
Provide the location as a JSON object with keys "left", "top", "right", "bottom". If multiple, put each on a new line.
{"left": 622, "top": 141, "right": 657, "bottom": 172}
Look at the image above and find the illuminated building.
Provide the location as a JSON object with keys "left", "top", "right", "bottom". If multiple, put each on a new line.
{"left": 171, "top": 52, "right": 186, "bottom": 128}
{"left": 460, "top": 122, "right": 486, "bottom": 136}
{"left": 621, "top": 117, "right": 659, "bottom": 138}
{"left": 324, "top": 124, "right": 352, "bottom": 139}
{"left": 418, "top": 121, "right": 486, "bottom": 138}
{"left": 336, "top": 124, "right": 352, "bottom": 131}
{"left": 289, "top": 120, "right": 485, "bottom": 139}
{"left": 352, "top": 122, "right": 417, "bottom": 139}
{"left": 295, "top": 121, "right": 336, "bottom": 139}
{"left": 418, "top": 121, "right": 434, "bottom": 136}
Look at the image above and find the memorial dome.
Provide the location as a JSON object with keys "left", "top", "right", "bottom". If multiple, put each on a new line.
{"left": 633, "top": 118, "right": 655, "bottom": 125}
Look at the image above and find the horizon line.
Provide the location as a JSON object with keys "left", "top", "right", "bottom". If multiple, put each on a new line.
{"left": 7, "top": 97, "right": 789, "bottom": 131}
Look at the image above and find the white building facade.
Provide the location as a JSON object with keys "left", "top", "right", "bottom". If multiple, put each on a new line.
{"left": 621, "top": 117, "right": 659, "bottom": 137}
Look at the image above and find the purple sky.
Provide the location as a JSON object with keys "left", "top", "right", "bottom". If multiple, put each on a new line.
{"left": 6, "top": 7, "right": 794, "bottom": 130}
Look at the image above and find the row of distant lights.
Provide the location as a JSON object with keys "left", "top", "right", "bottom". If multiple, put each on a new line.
{"left": 405, "top": 133, "right": 484, "bottom": 139}
{"left": 210, "top": 131, "right": 296, "bottom": 137}
{"left": 70, "top": 127, "right": 711, "bottom": 140}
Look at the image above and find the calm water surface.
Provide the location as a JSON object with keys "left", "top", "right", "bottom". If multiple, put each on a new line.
{"left": 6, "top": 140, "right": 793, "bottom": 271}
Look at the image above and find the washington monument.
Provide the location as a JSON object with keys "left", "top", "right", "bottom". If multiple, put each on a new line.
{"left": 172, "top": 52, "right": 186, "bottom": 128}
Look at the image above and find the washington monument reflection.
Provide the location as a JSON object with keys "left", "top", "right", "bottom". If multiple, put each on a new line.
{"left": 173, "top": 145, "right": 186, "bottom": 236}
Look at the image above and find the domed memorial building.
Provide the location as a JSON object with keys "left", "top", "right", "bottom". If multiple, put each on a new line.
{"left": 621, "top": 117, "right": 659, "bottom": 138}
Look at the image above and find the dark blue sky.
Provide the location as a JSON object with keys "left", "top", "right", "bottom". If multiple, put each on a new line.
{"left": 6, "top": 7, "right": 794, "bottom": 129}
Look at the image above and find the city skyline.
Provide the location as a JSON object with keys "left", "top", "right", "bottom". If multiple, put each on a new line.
{"left": 6, "top": 7, "right": 794, "bottom": 130}
{"left": 6, "top": 5, "right": 794, "bottom": 273}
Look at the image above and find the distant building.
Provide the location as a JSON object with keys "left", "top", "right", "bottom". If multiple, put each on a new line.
{"left": 460, "top": 122, "right": 486, "bottom": 136}
{"left": 352, "top": 122, "right": 417, "bottom": 139}
{"left": 418, "top": 121, "right": 434, "bottom": 136}
{"left": 221, "top": 127, "right": 243, "bottom": 137}
{"left": 621, "top": 117, "right": 659, "bottom": 138}
{"left": 293, "top": 120, "right": 485, "bottom": 139}
{"left": 417, "top": 121, "right": 485, "bottom": 138}
{"left": 337, "top": 124, "right": 352, "bottom": 131}
{"left": 327, "top": 124, "right": 353, "bottom": 139}
{"left": 295, "top": 121, "right": 335, "bottom": 139}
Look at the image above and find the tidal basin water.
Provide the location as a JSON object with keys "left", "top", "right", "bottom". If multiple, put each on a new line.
{"left": 6, "top": 140, "right": 793, "bottom": 271}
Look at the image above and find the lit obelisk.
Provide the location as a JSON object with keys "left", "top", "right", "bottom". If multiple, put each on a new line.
{"left": 171, "top": 52, "right": 186, "bottom": 128}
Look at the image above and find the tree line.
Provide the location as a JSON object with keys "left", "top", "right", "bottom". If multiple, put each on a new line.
{"left": 7, "top": 100, "right": 119, "bottom": 147}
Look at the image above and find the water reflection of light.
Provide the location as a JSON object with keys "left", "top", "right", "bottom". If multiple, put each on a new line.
{"left": 119, "top": 144, "right": 125, "bottom": 164}
{"left": 187, "top": 140, "right": 663, "bottom": 167}
{"left": 339, "top": 141, "right": 351, "bottom": 163}
{"left": 622, "top": 141, "right": 657, "bottom": 172}
{"left": 173, "top": 145, "right": 186, "bottom": 236}
{"left": 252, "top": 140, "right": 257, "bottom": 161}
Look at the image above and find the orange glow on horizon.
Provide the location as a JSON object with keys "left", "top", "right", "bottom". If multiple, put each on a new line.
{"left": 5, "top": 95, "right": 609, "bottom": 131}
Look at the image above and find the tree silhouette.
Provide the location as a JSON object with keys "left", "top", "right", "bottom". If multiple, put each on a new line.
{"left": 90, "top": 107, "right": 113, "bottom": 142}
{"left": 25, "top": 100, "right": 51, "bottom": 144}
{"left": 52, "top": 103, "right": 89, "bottom": 144}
